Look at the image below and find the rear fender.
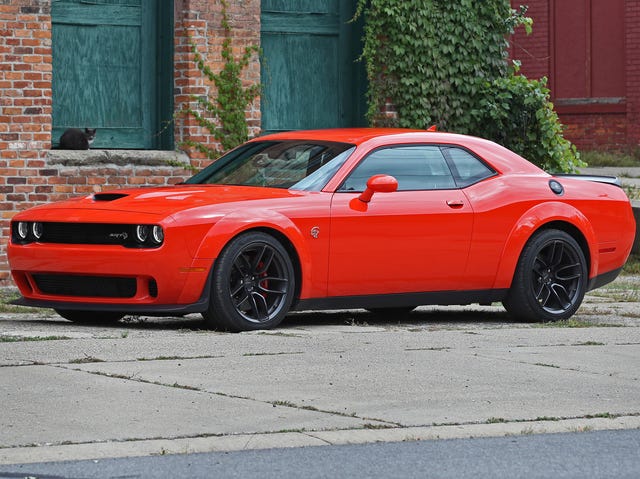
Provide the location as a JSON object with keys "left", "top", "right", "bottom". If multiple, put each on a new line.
{"left": 493, "top": 202, "right": 597, "bottom": 289}
{"left": 193, "top": 209, "right": 314, "bottom": 297}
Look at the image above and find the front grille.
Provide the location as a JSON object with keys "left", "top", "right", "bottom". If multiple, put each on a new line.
{"left": 40, "top": 223, "right": 137, "bottom": 246}
{"left": 12, "top": 222, "right": 163, "bottom": 248}
{"left": 33, "top": 274, "right": 137, "bottom": 298}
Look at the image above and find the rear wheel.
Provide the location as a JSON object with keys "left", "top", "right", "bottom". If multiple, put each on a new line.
{"left": 503, "top": 229, "right": 587, "bottom": 322}
{"left": 55, "top": 310, "right": 124, "bottom": 323}
{"left": 203, "top": 232, "right": 295, "bottom": 332}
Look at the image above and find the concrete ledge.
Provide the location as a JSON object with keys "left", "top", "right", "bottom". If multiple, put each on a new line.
{"left": 47, "top": 149, "right": 192, "bottom": 167}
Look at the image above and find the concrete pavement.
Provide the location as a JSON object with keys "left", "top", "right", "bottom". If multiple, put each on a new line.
{"left": 1, "top": 276, "right": 639, "bottom": 465}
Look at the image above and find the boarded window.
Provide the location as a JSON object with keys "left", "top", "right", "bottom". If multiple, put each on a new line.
{"left": 52, "top": 0, "right": 173, "bottom": 149}
{"left": 553, "top": 0, "right": 625, "bottom": 101}
{"left": 260, "top": 0, "right": 366, "bottom": 132}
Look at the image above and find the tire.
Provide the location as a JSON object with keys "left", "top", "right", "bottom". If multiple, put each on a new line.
{"left": 203, "top": 231, "right": 296, "bottom": 332}
{"left": 55, "top": 310, "right": 124, "bottom": 323}
{"left": 503, "top": 229, "right": 588, "bottom": 322}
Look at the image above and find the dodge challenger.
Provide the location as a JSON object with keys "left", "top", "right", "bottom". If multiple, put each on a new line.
{"left": 8, "top": 129, "right": 636, "bottom": 331}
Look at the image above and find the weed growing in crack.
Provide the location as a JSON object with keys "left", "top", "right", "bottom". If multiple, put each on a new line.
{"left": 364, "top": 423, "right": 394, "bottom": 430}
{"left": 0, "top": 335, "right": 73, "bottom": 342}
{"left": 242, "top": 351, "right": 304, "bottom": 357}
{"left": 486, "top": 417, "right": 507, "bottom": 424}
{"left": 534, "top": 362, "right": 560, "bottom": 368}
{"left": 69, "top": 356, "right": 104, "bottom": 364}
{"left": 533, "top": 319, "right": 620, "bottom": 328}
{"left": 535, "top": 416, "right": 561, "bottom": 422}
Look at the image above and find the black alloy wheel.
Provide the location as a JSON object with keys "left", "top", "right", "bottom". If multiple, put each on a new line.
{"left": 203, "top": 232, "right": 295, "bottom": 331}
{"left": 503, "top": 229, "right": 587, "bottom": 322}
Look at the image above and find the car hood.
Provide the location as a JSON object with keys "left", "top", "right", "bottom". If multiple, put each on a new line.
{"left": 21, "top": 185, "right": 307, "bottom": 218}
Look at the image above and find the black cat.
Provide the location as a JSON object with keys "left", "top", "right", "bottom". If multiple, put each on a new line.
{"left": 59, "top": 128, "right": 96, "bottom": 150}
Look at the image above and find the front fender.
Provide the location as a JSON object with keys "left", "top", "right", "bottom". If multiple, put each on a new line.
{"left": 493, "top": 202, "right": 598, "bottom": 289}
{"left": 193, "top": 209, "right": 315, "bottom": 298}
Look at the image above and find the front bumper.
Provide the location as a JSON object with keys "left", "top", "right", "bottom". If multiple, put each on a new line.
{"left": 8, "top": 240, "right": 215, "bottom": 313}
{"left": 11, "top": 268, "right": 214, "bottom": 315}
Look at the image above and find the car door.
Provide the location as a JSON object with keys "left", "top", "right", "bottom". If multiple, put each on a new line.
{"left": 327, "top": 144, "right": 474, "bottom": 297}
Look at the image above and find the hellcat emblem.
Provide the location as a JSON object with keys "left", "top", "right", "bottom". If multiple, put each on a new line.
{"left": 310, "top": 226, "right": 320, "bottom": 239}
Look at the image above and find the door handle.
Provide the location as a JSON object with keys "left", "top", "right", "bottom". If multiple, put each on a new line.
{"left": 446, "top": 200, "right": 464, "bottom": 208}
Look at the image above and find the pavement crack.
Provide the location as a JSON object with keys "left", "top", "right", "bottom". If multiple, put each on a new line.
{"left": 368, "top": 411, "right": 640, "bottom": 432}
{"left": 241, "top": 351, "right": 304, "bottom": 357}
{"left": 267, "top": 400, "right": 399, "bottom": 426}
{"left": 301, "top": 432, "right": 333, "bottom": 446}
{"left": 54, "top": 365, "right": 399, "bottom": 426}
{"left": 470, "top": 352, "right": 612, "bottom": 376}
{"left": 0, "top": 424, "right": 406, "bottom": 451}
{"left": 3, "top": 411, "right": 640, "bottom": 451}
{"left": 1, "top": 354, "right": 227, "bottom": 368}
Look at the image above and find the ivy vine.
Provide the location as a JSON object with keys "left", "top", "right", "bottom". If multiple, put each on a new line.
{"left": 355, "top": 0, "right": 583, "bottom": 172}
{"left": 480, "top": 73, "right": 582, "bottom": 173}
{"left": 180, "top": 0, "right": 260, "bottom": 158}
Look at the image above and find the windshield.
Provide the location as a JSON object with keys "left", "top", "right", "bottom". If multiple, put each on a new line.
{"left": 185, "top": 140, "right": 356, "bottom": 191}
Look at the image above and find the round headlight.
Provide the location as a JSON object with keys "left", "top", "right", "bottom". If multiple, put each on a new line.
{"left": 17, "top": 222, "right": 29, "bottom": 240}
{"left": 135, "top": 225, "right": 149, "bottom": 243}
{"left": 151, "top": 225, "right": 164, "bottom": 245}
{"left": 32, "top": 222, "right": 43, "bottom": 240}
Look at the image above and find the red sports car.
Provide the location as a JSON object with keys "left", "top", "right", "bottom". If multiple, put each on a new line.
{"left": 8, "top": 129, "right": 636, "bottom": 331}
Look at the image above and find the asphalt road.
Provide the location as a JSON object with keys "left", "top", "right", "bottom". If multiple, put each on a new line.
{"left": 1, "top": 428, "right": 639, "bottom": 479}
{"left": 1, "top": 274, "right": 639, "bottom": 473}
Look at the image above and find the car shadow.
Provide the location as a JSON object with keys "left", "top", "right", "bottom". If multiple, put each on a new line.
{"left": 4, "top": 306, "right": 516, "bottom": 332}
{"left": 285, "top": 307, "right": 514, "bottom": 329}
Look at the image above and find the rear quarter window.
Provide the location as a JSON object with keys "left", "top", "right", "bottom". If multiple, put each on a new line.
{"left": 443, "top": 146, "right": 496, "bottom": 187}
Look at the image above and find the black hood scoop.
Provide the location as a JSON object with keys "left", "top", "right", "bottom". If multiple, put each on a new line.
{"left": 93, "top": 193, "right": 129, "bottom": 202}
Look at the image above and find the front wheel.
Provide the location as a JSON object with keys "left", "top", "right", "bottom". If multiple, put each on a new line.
{"left": 503, "top": 229, "right": 588, "bottom": 322}
{"left": 203, "top": 232, "right": 296, "bottom": 332}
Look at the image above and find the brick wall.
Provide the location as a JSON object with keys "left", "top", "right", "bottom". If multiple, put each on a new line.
{"left": 174, "top": 0, "right": 261, "bottom": 169}
{"left": 510, "top": 0, "right": 639, "bottom": 153}
{"left": 0, "top": 1, "right": 52, "bottom": 283}
{"left": 561, "top": 113, "right": 628, "bottom": 151}
{"left": 0, "top": 0, "right": 262, "bottom": 284}
{"left": 510, "top": 1, "right": 550, "bottom": 81}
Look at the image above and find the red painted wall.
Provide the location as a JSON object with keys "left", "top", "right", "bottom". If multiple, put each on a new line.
{"left": 511, "top": 0, "right": 638, "bottom": 151}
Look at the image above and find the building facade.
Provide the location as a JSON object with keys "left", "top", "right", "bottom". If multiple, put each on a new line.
{"left": 510, "top": 0, "right": 640, "bottom": 151}
{"left": 1, "top": 0, "right": 636, "bottom": 283}
{"left": 0, "top": 0, "right": 363, "bottom": 283}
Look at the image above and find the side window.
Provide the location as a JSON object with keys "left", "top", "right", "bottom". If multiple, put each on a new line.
{"left": 443, "top": 147, "right": 495, "bottom": 187}
{"left": 339, "top": 146, "right": 456, "bottom": 192}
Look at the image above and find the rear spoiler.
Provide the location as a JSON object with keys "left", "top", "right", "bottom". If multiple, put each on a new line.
{"left": 553, "top": 174, "right": 622, "bottom": 188}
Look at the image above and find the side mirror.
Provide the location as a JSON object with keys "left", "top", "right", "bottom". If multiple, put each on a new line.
{"left": 358, "top": 174, "right": 398, "bottom": 203}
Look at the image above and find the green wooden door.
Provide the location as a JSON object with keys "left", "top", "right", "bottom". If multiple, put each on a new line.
{"left": 261, "top": 0, "right": 366, "bottom": 132}
{"left": 52, "top": 0, "right": 173, "bottom": 149}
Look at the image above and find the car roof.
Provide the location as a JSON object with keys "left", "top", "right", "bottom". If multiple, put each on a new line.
{"left": 252, "top": 128, "right": 543, "bottom": 175}
{"left": 255, "top": 128, "right": 434, "bottom": 145}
